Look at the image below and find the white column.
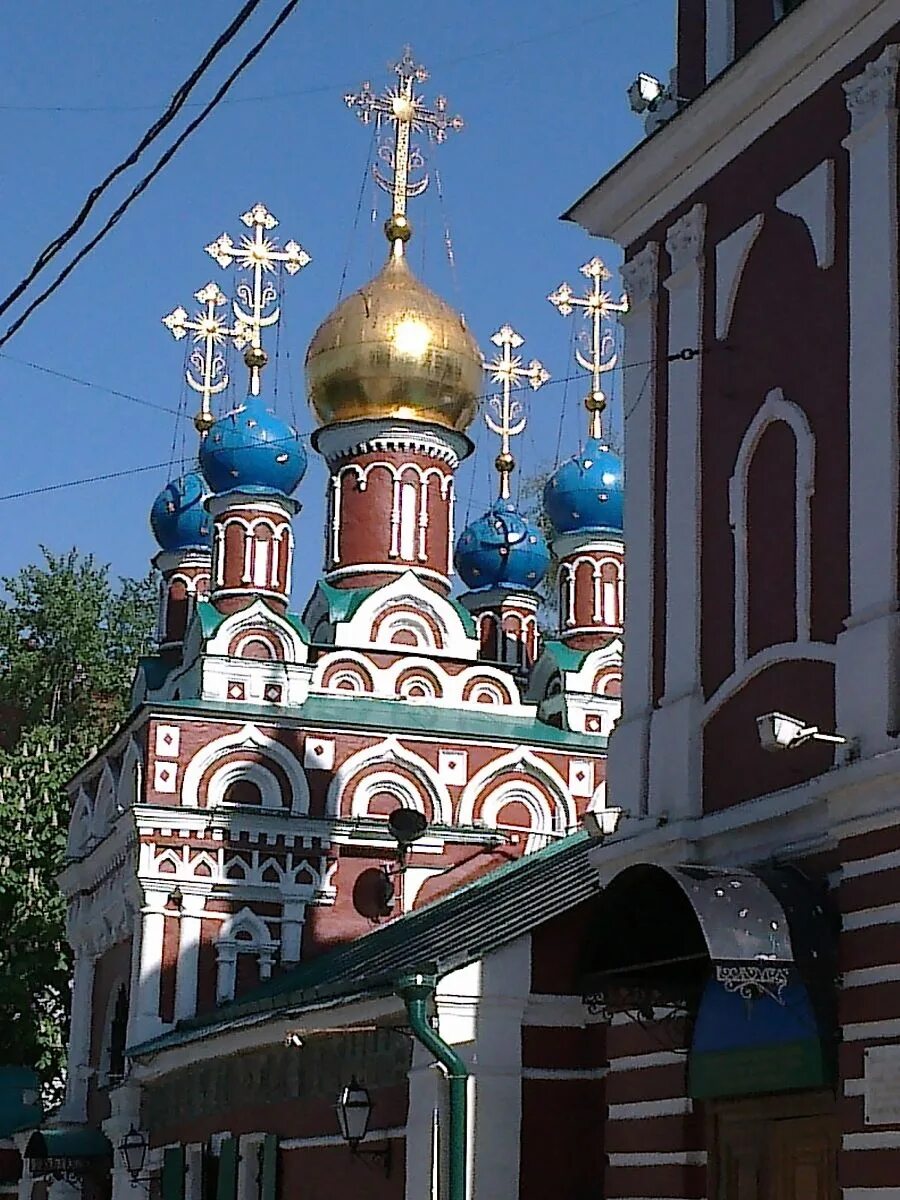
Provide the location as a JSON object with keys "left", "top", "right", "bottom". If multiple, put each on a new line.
{"left": 173, "top": 894, "right": 204, "bottom": 1022}
{"left": 649, "top": 204, "right": 706, "bottom": 820}
{"left": 185, "top": 1144, "right": 204, "bottom": 1200}
{"left": 836, "top": 45, "right": 900, "bottom": 754}
{"left": 237, "top": 1135, "right": 263, "bottom": 1200}
{"left": 127, "top": 902, "right": 167, "bottom": 1046}
{"left": 606, "top": 242, "right": 660, "bottom": 818}
{"left": 64, "top": 949, "right": 96, "bottom": 1119}
{"left": 705, "top": 0, "right": 734, "bottom": 82}
{"left": 280, "top": 900, "right": 305, "bottom": 965}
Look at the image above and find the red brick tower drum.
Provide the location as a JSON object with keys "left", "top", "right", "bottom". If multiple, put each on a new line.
{"left": 149, "top": 470, "right": 213, "bottom": 653}
{"left": 305, "top": 232, "right": 483, "bottom": 595}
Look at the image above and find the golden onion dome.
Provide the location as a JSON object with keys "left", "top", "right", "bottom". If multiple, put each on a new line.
{"left": 305, "top": 242, "right": 483, "bottom": 433}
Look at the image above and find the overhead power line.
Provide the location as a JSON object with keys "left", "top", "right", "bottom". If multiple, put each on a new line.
{"left": 0, "top": 1, "right": 264, "bottom": 325}
{"left": 0, "top": 0, "right": 302, "bottom": 352}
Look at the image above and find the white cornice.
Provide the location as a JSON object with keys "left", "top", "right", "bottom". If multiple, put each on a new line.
{"left": 566, "top": 0, "right": 895, "bottom": 247}
{"left": 313, "top": 418, "right": 472, "bottom": 468}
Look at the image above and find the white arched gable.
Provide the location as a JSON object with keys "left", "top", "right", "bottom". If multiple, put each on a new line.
{"left": 181, "top": 724, "right": 309, "bottom": 815}
{"left": 118, "top": 739, "right": 142, "bottom": 812}
{"left": 207, "top": 758, "right": 284, "bottom": 811}
{"left": 67, "top": 790, "right": 93, "bottom": 859}
{"left": 335, "top": 571, "right": 478, "bottom": 661}
{"left": 458, "top": 748, "right": 575, "bottom": 831}
{"left": 728, "top": 387, "right": 815, "bottom": 667}
{"left": 220, "top": 905, "right": 275, "bottom": 946}
{"left": 325, "top": 736, "right": 452, "bottom": 824}
{"left": 205, "top": 599, "right": 307, "bottom": 664}
{"left": 90, "top": 763, "right": 119, "bottom": 842}
{"left": 479, "top": 779, "right": 558, "bottom": 854}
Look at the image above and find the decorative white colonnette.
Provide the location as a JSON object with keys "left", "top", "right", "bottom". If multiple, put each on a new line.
{"left": 606, "top": 241, "right": 659, "bottom": 817}
{"left": 836, "top": 44, "right": 900, "bottom": 754}
{"left": 648, "top": 204, "right": 706, "bottom": 821}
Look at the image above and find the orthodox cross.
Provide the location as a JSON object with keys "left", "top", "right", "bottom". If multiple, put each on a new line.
{"left": 344, "top": 46, "right": 463, "bottom": 249}
{"left": 484, "top": 325, "right": 550, "bottom": 500}
{"left": 547, "top": 257, "right": 628, "bottom": 439}
{"left": 162, "top": 282, "right": 251, "bottom": 435}
{"left": 205, "top": 203, "right": 311, "bottom": 396}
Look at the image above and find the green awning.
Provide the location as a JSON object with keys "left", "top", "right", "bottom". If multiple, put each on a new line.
{"left": 25, "top": 1128, "right": 112, "bottom": 1160}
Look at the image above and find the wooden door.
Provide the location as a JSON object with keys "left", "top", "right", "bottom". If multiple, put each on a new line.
{"left": 710, "top": 1093, "right": 838, "bottom": 1200}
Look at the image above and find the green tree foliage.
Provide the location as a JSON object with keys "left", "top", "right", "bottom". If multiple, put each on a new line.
{"left": 0, "top": 549, "right": 155, "bottom": 1099}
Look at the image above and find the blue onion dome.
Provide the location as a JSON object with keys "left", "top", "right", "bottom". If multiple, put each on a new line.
{"left": 150, "top": 470, "right": 211, "bottom": 551}
{"left": 199, "top": 396, "right": 307, "bottom": 496}
{"left": 543, "top": 438, "right": 624, "bottom": 536}
{"left": 454, "top": 498, "right": 550, "bottom": 591}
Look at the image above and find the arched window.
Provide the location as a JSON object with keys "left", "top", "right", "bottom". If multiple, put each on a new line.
{"left": 222, "top": 779, "right": 263, "bottom": 807}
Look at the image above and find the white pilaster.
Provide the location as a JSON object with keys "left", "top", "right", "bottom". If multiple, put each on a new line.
{"left": 237, "top": 1134, "right": 263, "bottom": 1200}
{"left": 836, "top": 45, "right": 900, "bottom": 754}
{"left": 606, "top": 242, "right": 660, "bottom": 818}
{"left": 705, "top": 0, "right": 734, "bottom": 82}
{"left": 173, "top": 895, "right": 204, "bottom": 1022}
{"left": 280, "top": 900, "right": 306, "bottom": 965}
{"left": 64, "top": 949, "right": 96, "bottom": 1119}
{"left": 127, "top": 901, "right": 167, "bottom": 1047}
{"left": 649, "top": 204, "right": 706, "bottom": 820}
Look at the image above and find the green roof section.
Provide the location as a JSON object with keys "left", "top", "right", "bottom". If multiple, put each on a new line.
{"left": 447, "top": 596, "right": 477, "bottom": 637}
{"left": 155, "top": 691, "right": 607, "bottom": 751}
{"left": 137, "top": 655, "right": 174, "bottom": 692}
{"left": 196, "top": 600, "right": 310, "bottom": 643}
{"left": 25, "top": 1128, "right": 112, "bottom": 1160}
{"left": 131, "top": 831, "right": 597, "bottom": 1058}
{"left": 0, "top": 1067, "right": 41, "bottom": 1137}
{"left": 314, "top": 579, "right": 380, "bottom": 625}
{"left": 541, "top": 640, "right": 590, "bottom": 673}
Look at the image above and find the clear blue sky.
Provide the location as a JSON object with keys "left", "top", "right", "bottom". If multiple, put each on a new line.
{"left": 0, "top": 0, "right": 673, "bottom": 603}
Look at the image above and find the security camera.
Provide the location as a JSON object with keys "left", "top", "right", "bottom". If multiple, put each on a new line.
{"left": 627, "top": 73, "right": 665, "bottom": 114}
{"left": 756, "top": 712, "right": 849, "bottom": 752}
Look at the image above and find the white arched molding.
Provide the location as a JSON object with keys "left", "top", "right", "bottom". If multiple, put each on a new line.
{"left": 181, "top": 724, "right": 309, "bottom": 815}
{"left": 205, "top": 599, "right": 307, "bottom": 664}
{"left": 457, "top": 748, "right": 575, "bottom": 831}
{"left": 90, "top": 762, "right": 118, "bottom": 843}
{"left": 326, "top": 737, "right": 452, "bottom": 824}
{"left": 216, "top": 907, "right": 277, "bottom": 1004}
{"left": 479, "top": 780, "right": 556, "bottom": 854}
{"left": 118, "top": 739, "right": 142, "bottom": 812}
{"left": 348, "top": 769, "right": 431, "bottom": 820}
{"left": 728, "top": 388, "right": 815, "bottom": 667}
{"left": 67, "top": 789, "right": 93, "bottom": 859}
{"left": 336, "top": 571, "right": 478, "bottom": 661}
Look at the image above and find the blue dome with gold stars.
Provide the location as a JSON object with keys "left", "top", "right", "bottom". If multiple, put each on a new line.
{"left": 199, "top": 396, "right": 307, "bottom": 497}
{"left": 543, "top": 438, "right": 624, "bottom": 536}
{"left": 150, "top": 471, "right": 211, "bottom": 551}
{"left": 454, "top": 498, "right": 550, "bottom": 591}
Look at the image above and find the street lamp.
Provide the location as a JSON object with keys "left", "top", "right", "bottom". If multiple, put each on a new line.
{"left": 119, "top": 1127, "right": 148, "bottom": 1185}
{"left": 335, "top": 1079, "right": 391, "bottom": 1176}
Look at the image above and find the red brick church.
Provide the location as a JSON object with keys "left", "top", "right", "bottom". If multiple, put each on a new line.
{"left": 5, "top": 3, "right": 900, "bottom": 1198}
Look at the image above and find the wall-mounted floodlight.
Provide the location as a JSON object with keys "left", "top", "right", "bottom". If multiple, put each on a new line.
{"left": 583, "top": 806, "right": 626, "bottom": 842}
{"left": 627, "top": 73, "right": 666, "bottom": 113}
{"left": 756, "top": 712, "right": 849, "bottom": 753}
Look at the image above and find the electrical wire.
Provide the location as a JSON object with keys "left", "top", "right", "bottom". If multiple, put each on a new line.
{"left": 0, "top": 0, "right": 302, "bottom": 350}
{"left": 0, "top": 351, "right": 181, "bottom": 416}
{"left": 0, "top": 1, "right": 263, "bottom": 324}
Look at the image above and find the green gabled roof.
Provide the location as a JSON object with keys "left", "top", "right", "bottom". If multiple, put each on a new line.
{"left": 314, "top": 578, "right": 380, "bottom": 624}
{"left": 154, "top": 691, "right": 607, "bottom": 750}
{"left": 137, "top": 655, "right": 174, "bottom": 692}
{"left": 447, "top": 596, "right": 477, "bottom": 637}
{"left": 541, "top": 640, "right": 590, "bottom": 673}
{"left": 130, "top": 831, "right": 596, "bottom": 1057}
{"left": 196, "top": 600, "right": 309, "bottom": 642}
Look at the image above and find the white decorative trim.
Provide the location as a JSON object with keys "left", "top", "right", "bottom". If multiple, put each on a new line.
{"left": 665, "top": 203, "right": 706, "bottom": 275}
{"left": 607, "top": 1049, "right": 684, "bottom": 1071}
{"left": 314, "top": 418, "right": 471, "bottom": 468}
{"left": 776, "top": 160, "right": 835, "bottom": 269}
{"left": 843, "top": 43, "right": 900, "bottom": 134}
{"left": 728, "top": 387, "right": 815, "bottom": 666}
{"left": 608, "top": 1097, "right": 692, "bottom": 1120}
{"left": 621, "top": 241, "right": 660, "bottom": 308}
{"left": 843, "top": 964, "right": 900, "bottom": 988}
{"left": 458, "top": 747, "right": 575, "bottom": 830}
{"left": 842, "top": 1018, "right": 900, "bottom": 1043}
{"left": 180, "top": 723, "right": 309, "bottom": 814}
{"left": 325, "top": 737, "right": 452, "bottom": 823}
{"left": 607, "top": 1152, "right": 707, "bottom": 1167}
{"left": 715, "top": 213, "right": 764, "bottom": 339}
{"left": 281, "top": 1127, "right": 406, "bottom": 1150}
{"left": 703, "top": 640, "right": 836, "bottom": 717}
{"left": 844, "top": 903, "right": 900, "bottom": 930}
{"left": 325, "top": 561, "right": 451, "bottom": 590}
{"left": 843, "top": 1132, "right": 900, "bottom": 1150}
{"left": 843, "top": 848, "right": 900, "bottom": 879}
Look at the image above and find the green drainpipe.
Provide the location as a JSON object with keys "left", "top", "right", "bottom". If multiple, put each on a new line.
{"left": 397, "top": 973, "right": 468, "bottom": 1200}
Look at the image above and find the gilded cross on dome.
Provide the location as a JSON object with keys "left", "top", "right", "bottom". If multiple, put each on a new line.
{"left": 162, "top": 282, "right": 252, "bottom": 435}
{"left": 205, "top": 203, "right": 311, "bottom": 397}
{"left": 345, "top": 46, "right": 463, "bottom": 253}
{"left": 548, "top": 257, "right": 628, "bottom": 439}
{"left": 484, "top": 325, "right": 550, "bottom": 500}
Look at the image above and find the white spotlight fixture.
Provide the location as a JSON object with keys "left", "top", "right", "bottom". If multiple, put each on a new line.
{"left": 627, "top": 73, "right": 665, "bottom": 113}
{"left": 756, "top": 712, "right": 849, "bottom": 753}
{"left": 583, "top": 806, "right": 626, "bottom": 842}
